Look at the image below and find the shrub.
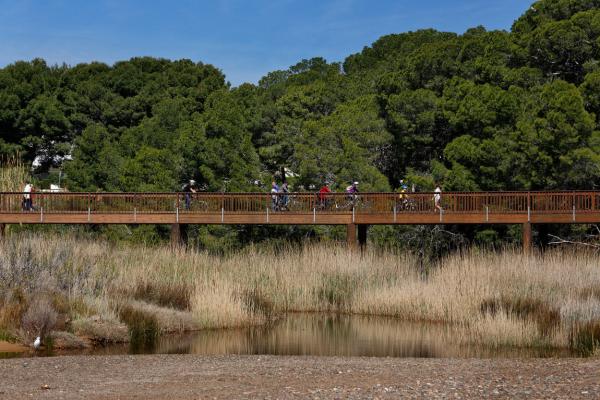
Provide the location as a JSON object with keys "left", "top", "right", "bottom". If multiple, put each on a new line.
{"left": 21, "top": 297, "right": 58, "bottom": 341}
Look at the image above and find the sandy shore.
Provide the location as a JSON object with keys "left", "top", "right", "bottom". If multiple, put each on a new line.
{"left": 0, "top": 355, "right": 599, "bottom": 399}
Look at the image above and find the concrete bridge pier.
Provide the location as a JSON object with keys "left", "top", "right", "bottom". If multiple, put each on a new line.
{"left": 523, "top": 222, "right": 532, "bottom": 254}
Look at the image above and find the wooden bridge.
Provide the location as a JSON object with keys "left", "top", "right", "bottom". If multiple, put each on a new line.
{"left": 1, "top": 191, "right": 599, "bottom": 251}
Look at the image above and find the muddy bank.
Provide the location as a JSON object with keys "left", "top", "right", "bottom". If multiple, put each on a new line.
{"left": 0, "top": 355, "right": 598, "bottom": 399}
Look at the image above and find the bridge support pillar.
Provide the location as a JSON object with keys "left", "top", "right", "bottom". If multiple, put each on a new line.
{"left": 346, "top": 224, "right": 357, "bottom": 250}
{"left": 358, "top": 224, "right": 368, "bottom": 251}
{"left": 522, "top": 222, "right": 532, "bottom": 254}
{"left": 171, "top": 224, "right": 183, "bottom": 248}
{"left": 0, "top": 224, "right": 5, "bottom": 240}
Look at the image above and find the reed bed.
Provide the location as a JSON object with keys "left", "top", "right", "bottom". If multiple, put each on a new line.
{"left": 0, "top": 155, "right": 28, "bottom": 192}
{"left": 0, "top": 233, "right": 599, "bottom": 353}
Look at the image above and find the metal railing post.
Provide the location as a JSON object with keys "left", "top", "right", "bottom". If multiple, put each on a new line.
{"left": 527, "top": 192, "right": 531, "bottom": 222}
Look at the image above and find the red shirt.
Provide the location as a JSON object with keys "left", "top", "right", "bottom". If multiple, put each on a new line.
{"left": 318, "top": 186, "right": 331, "bottom": 201}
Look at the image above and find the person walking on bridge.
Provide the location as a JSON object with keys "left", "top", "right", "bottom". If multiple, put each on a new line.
{"left": 22, "top": 181, "right": 34, "bottom": 212}
{"left": 182, "top": 179, "right": 197, "bottom": 210}
{"left": 280, "top": 182, "right": 290, "bottom": 210}
{"left": 434, "top": 183, "right": 443, "bottom": 212}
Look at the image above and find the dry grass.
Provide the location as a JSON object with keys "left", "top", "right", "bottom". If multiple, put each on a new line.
{"left": 0, "top": 233, "right": 599, "bottom": 352}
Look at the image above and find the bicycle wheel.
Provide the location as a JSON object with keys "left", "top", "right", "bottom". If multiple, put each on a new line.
{"left": 194, "top": 200, "right": 209, "bottom": 212}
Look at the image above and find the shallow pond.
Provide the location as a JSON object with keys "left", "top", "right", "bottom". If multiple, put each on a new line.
{"left": 1, "top": 314, "right": 576, "bottom": 359}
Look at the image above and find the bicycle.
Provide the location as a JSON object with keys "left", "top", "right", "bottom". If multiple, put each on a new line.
{"left": 279, "top": 194, "right": 307, "bottom": 212}
{"left": 335, "top": 194, "right": 360, "bottom": 211}
{"left": 179, "top": 193, "right": 210, "bottom": 212}
{"left": 395, "top": 196, "right": 416, "bottom": 212}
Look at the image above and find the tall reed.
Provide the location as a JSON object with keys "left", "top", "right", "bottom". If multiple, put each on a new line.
{"left": 0, "top": 234, "right": 599, "bottom": 352}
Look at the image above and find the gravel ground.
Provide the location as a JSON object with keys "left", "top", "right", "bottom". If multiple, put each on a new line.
{"left": 0, "top": 355, "right": 599, "bottom": 399}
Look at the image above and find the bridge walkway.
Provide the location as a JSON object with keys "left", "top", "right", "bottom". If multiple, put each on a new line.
{"left": 1, "top": 191, "right": 598, "bottom": 251}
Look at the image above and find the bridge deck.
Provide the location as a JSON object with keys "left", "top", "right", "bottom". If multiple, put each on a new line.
{"left": 1, "top": 191, "right": 599, "bottom": 225}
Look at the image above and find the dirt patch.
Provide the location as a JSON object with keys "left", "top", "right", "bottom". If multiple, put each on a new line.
{"left": 0, "top": 340, "right": 28, "bottom": 353}
{"left": 0, "top": 355, "right": 598, "bottom": 399}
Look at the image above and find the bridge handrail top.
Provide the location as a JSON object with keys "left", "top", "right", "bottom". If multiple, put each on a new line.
{"left": 0, "top": 190, "right": 599, "bottom": 195}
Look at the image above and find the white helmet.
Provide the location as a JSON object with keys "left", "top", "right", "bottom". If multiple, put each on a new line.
{"left": 353, "top": 181, "right": 359, "bottom": 185}
{"left": 189, "top": 179, "right": 196, "bottom": 184}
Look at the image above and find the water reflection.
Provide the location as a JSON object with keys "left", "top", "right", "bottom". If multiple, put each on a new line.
{"left": 3, "top": 314, "right": 575, "bottom": 359}
{"left": 126, "top": 313, "right": 571, "bottom": 358}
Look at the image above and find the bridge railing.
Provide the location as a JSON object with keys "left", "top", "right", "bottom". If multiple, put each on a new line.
{"left": 0, "top": 191, "right": 598, "bottom": 215}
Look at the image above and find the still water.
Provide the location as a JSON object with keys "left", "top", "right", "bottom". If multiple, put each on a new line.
{"left": 2, "top": 314, "right": 574, "bottom": 359}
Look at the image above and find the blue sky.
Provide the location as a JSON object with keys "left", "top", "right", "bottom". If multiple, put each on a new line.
{"left": 0, "top": 0, "right": 533, "bottom": 86}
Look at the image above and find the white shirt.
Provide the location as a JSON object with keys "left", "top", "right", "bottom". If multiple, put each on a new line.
{"left": 23, "top": 184, "right": 32, "bottom": 199}
{"left": 434, "top": 187, "right": 441, "bottom": 202}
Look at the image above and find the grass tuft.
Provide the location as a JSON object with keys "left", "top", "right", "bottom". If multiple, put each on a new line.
{"left": 480, "top": 297, "right": 561, "bottom": 336}
{"left": 570, "top": 321, "right": 600, "bottom": 355}
{"left": 132, "top": 282, "right": 191, "bottom": 311}
{"left": 118, "top": 304, "right": 159, "bottom": 351}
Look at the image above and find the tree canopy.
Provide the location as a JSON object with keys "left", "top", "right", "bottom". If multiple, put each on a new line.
{"left": 1, "top": 0, "right": 599, "bottom": 247}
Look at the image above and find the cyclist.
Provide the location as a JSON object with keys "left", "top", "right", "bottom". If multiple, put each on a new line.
{"left": 346, "top": 181, "right": 359, "bottom": 197}
{"left": 318, "top": 182, "right": 332, "bottom": 209}
{"left": 398, "top": 179, "right": 409, "bottom": 210}
{"left": 345, "top": 182, "right": 360, "bottom": 209}
{"left": 271, "top": 181, "right": 280, "bottom": 211}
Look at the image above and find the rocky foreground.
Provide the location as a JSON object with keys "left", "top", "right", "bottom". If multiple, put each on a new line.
{"left": 0, "top": 355, "right": 599, "bottom": 399}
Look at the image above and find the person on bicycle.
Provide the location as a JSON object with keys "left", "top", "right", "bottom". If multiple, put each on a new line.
{"left": 271, "top": 181, "right": 280, "bottom": 211}
{"left": 318, "top": 182, "right": 332, "bottom": 209}
{"left": 346, "top": 181, "right": 359, "bottom": 197}
{"left": 182, "top": 179, "right": 197, "bottom": 210}
{"left": 398, "top": 179, "right": 409, "bottom": 209}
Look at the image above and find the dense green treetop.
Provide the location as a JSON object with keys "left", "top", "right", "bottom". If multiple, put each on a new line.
{"left": 1, "top": 0, "right": 599, "bottom": 197}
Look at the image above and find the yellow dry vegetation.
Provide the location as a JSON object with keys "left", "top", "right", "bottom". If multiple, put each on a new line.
{"left": 0, "top": 234, "right": 599, "bottom": 351}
